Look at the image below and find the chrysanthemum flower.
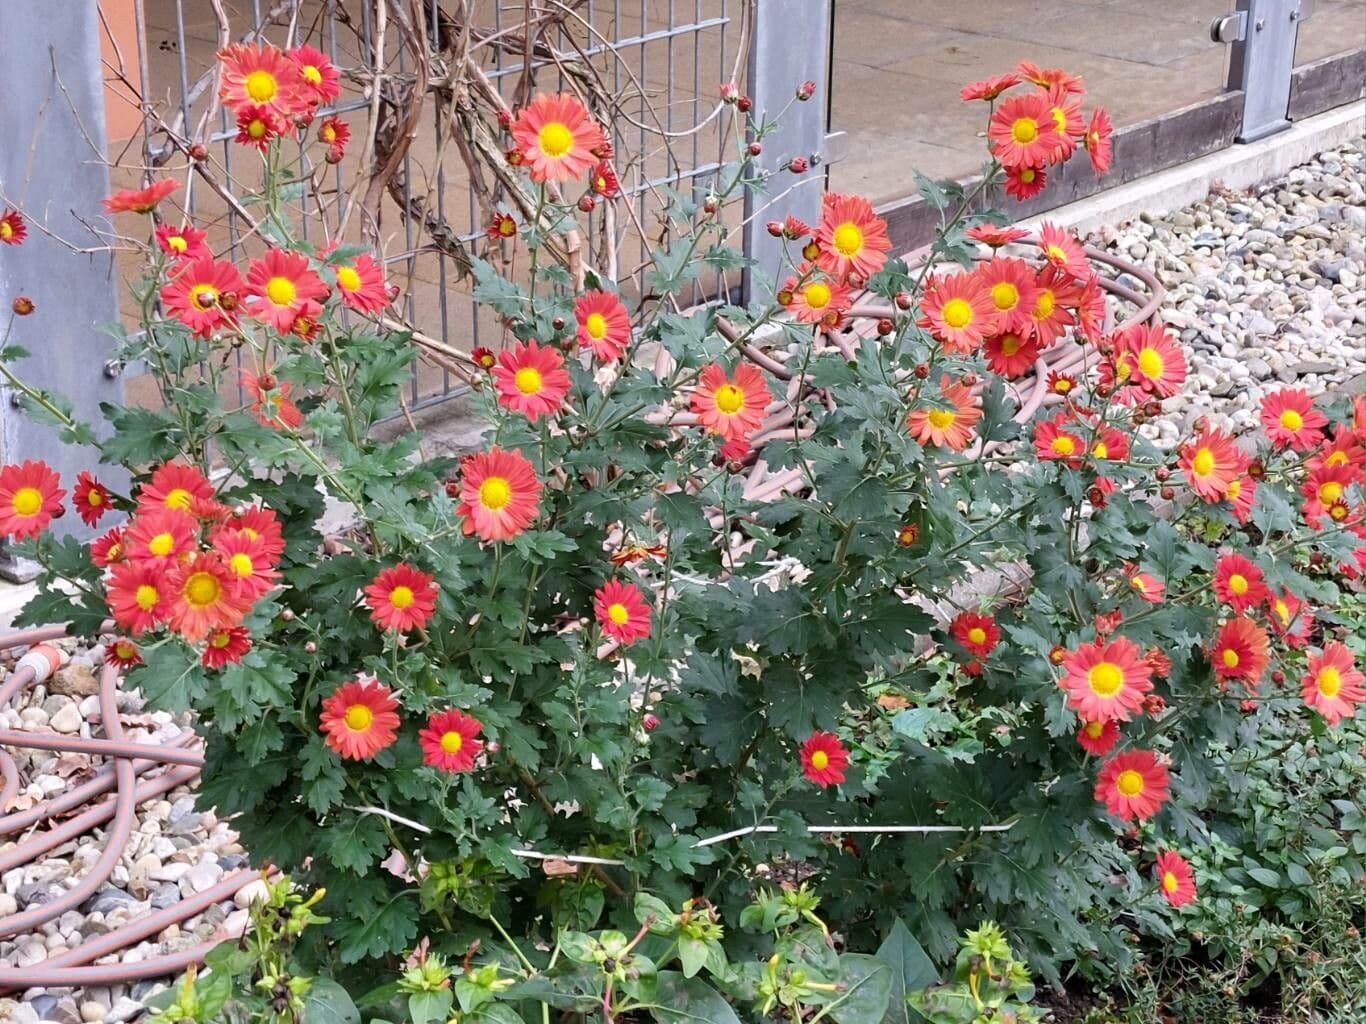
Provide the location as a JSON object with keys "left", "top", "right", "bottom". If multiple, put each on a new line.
{"left": 510, "top": 93, "right": 606, "bottom": 184}
{"left": 960, "top": 73, "right": 1021, "bottom": 102}
{"left": 1027, "top": 269, "right": 1076, "bottom": 347}
{"left": 1046, "top": 371, "right": 1078, "bottom": 397}
{"left": 212, "top": 529, "right": 280, "bottom": 601}
{"left": 246, "top": 248, "right": 329, "bottom": 334}
{"left": 1086, "top": 424, "right": 1129, "bottom": 463}
{"left": 1213, "top": 552, "right": 1269, "bottom": 614}
{"left": 123, "top": 509, "right": 197, "bottom": 567}
{"left": 454, "top": 446, "right": 542, "bottom": 542}
{"left": 1095, "top": 748, "right": 1169, "bottom": 821}
{"left": 217, "top": 42, "right": 307, "bottom": 118}
{"left": 1004, "top": 164, "right": 1047, "bottom": 202}
{"left": 165, "top": 553, "right": 250, "bottom": 641}
{"left": 1301, "top": 463, "right": 1358, "bottom": 525}
{"left": 102, "top": 179, "right": 178, "bottom": 214}
{"left": 0, "top": 209, "right": 26, "bottom": 245}
{"left": 1223, "top": 473, "right": 1258, "bottom": 525}
{"left": 161, "top": 257, "right": 246, "bottom": 338}
{"left": 107, "top": 560, "right": 171, "bottom": 635}
{"left": 234, "top": 104, "right": 287, "bottom": 150}
{"left": 1260, "top": 388, "right": 1327, "bottom": 451}
{"left": 218, "top": 505, "right": 286, "bottom": 562}
{"left": 136, "top": 462, "right": 215, "bottom": 519}
{"left": 1124, "top": 567, "right": 1165, "bottom": 604}
{"left": 333, "top": 253, "right": 389, "bottom": 314}
{"left": 690, "top": 363, "right": 772, "bottom": 440}
{"left": 988, "top": 92, "right": 1062, "bottom": 169}
{"left": 321, "top": 680, "right": 402, "bottom": 761}
{"left": 589, "top": 159, "right": 620, "bottom": 197}
{"left": 90, "top": 527, "right": 126, "bottom": 568}
{"left": 800, "top": 732, "right": 849, "bottom": 788}
{"left": 1266, "top": 590, "right": 1311, "bottom": 648}
{"left": 0, "top": 461, "right": 65, "bottom": 540}
{"left": 782, "top": 270, "right": 851, "bottom": 326}
{"left": 288, "top": 45, "right": 341, "bottom": 105}
{"left": 907, "top": 376, "right": 981, "bottom": 451}
{"left": 492, "top": 339, "right": 571, "bottom": 421}
{"left": 920, "top": 272, "right": 999, "bottom": 353}
{"left": 1044, "top": 85, "right": 1084, "bottom": 158}
{"left": 594, "top": 579, "right": 652, "bottom": 646}
{"left": 1155, "top": 850, "right": 1196, "bottom": 907}
{"left": 154, "top": 223, "right": 210, "bottom": 262}
{"left": 364, "top": 563, "right": 437, "bottom": 632}
{"left": 1180, "top": 427, "right": 1243, "bottom": 502}
{"left": 813, "top": 192, "right": 891, "bottom": 284}
{"left": 105, "top": 636, "right": 143, "bottom": 671}
{"left": 1035, "top": 414, "right": 1086, "bottom": 467}
{"left": 201, "top": 626, "right": 253, "bottom": 669}
{"left": 1076, "top": 718, "right": 1119, "bottom": 756}
{"left": 419, "top": 708, "right": 484, "bottom": 773}
{"left": 486, "top": 212, "right": 517, "bottom": 241}
{"left": 1074, "top": 275, "right": 1106, "bottom": 339}
{"left": 975, "top": 258, "right": 1040, "bottom": 335}
{"left": 1017, "top": 60, "right": 1084, "bottom": 95}
{"left": 1301, "top": 643, "right": 1364, "bottom": 725}
{"left": 1084, "top": 108, "right": 1113, "bottom": 174}
{"left": 1060, "top": 635, "right": 1152, "bottom": 723}
{"left": 983, "top": 331, "right": 1039, "bottom": 379}
{"left": 1211, "top": 616, "right": 1271, "bottom": 690}
{"left": 575, "top": 290, "right": 631, "bottom": 361}
{"left": 1112, "top": 324, "right": 1187, "bottom": 399}
{"left": 317, "top": 115, "right": 351, "bottom": 150}
{"left": 950, "top": 612, "right": 1000, "bottom": 656}
{"left": 1037, "top": 223, "right": 1089, "bottom": 280}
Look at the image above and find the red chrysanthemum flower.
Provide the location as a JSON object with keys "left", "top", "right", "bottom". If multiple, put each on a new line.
{"left": 212, "top": 528, "right": 280, "bottom": 602}
{"left": 1213, "top": 552, "right": 1269, "bottom": 614}
{"left": 1074, "top": 274, "right": 1107, "bottom": 340}
{"left": 1027, "top": 268, "right": 1076, "bottom": 347}
{"left": 154, "top": 223, "right": 210, "bottom": 262}
{"left": 1046, "top": 371, "right": 1078, "bottom": 397}
{"left": 800, "top": 732, "right": 849, "bottom": 788}
{"left": 1124, "top": 567, "right": 1165, "bottom": 604}
{"left": 123, "top": 509, "right": 197, "bottom": 567}
{"left": 589, "top": 159, "right": 620, "bottom": 198}
{"left": 966, "top": 224, "right": 1030, "bottom": 248}
{"left": 1224, "top": 473, "right": 1259, "bottom": 525}
{"left": 241, "top": 369, "right": 303, "bottom": 430}
{"left": 1084, "top": 108, "right": 1113, "bottom": 175}
{"left": 161, "top": 257, "right": 246, "bottom": 338}
{"left": 333, "top": 253, "right": 389, "bottom": 314}
{"left": 105, "top": 637, "right": 142, "bottom": 671}
{"left": 1087, "top": 424, "right": 1129, "bottom": 464}
{"left": 1111, "top": 323, "right": 1187, "bottom": 399}
{"left": 102, "top": 179, "right": 178, "bottom": 214}
{"left": 1266, "top": 590, "right": 1312, "bottom": 648}
{"left": 1076, "top": 718, "right": 1119, "bottom": 756}
{"left": 1004, "top": 164, "right": 1048, "bottom": 202}
{"left": 575, "top": 290, "right": 632, "bottom": 361}
{"left": 364, "top": 563, "right": 438, "bottom": 632}
{"left": 0, "top": 209, "right": 26, "bottom": 245}
{"left": 960, "top": 73, "right": 1021, "bottom": 102}
{"left": 1060, "top": 636, "right": 1152, "bottom": 723}
{"left": 813, "top": 192, "right": 891, "bottom": 284}
{"left": 317, "top": 115, "right": 351, "bottom": 151}
{"left": 419, "top": 708, "right": 484, "bottom": 773}
{"left": 1155, "top": 850, "right": 1197, "bottom": 908}
{"left": 219, "top": 505, "right": 286, "bottom": 562}
{"left": 90, "top": 527, "right": 126, "bottom": 568}
{"left": 492, "top": 339, "right": 571, "bottom": 421}
{"left": 246, "top": 248, "right": 329, "bottom": 334}
{"left": 690, "top": 363, "right": 772, "bottom": 440}
{"left": 0, "top": 461, "right": 65, "bottom": 540}
{"left": 594, "top": 579, "right": 653, "bottom": 646}
{"left": 1302, "top": 642, "right": 1364, "bottom": 725}
{"left": 234, "top": 104, "right": 287, "bottom": 150}
{"left": 288, "top": 44, "right": 342, "bottom": 105}
{"left": 919, "top": 272, "right": 999, "bottom": 353}
{"left": 1037, "top": 223, "right": 1088, "bottom": 280}
{"left": 1211, "top": 616, "right": 1271, "bottom": 690}
{"left": 781, "top": 268, "right": 852, "bottom": 327}
{"left": 974, "top": 258, "right": 1040, "bottom": 335}
{"left": 988, "top": 92, "right": 1063, "bottom": 170}
{"left": 907, "top": 376, "right": 982, "bottom": 452}
{"left": 983, "top": 330, "right": 1039, "bottom": 379}
{"left": 1043, "top": 85, "right": 1084, "bottom": 162}
{"left": 1180, "top": 427, "right": 1243, "bottom": 502}
{"left": 136, "top": 462, "right": 215, "bottom": 519}
{"left": 1035, "top": 414, "right": 1086, "bottom": 467}
{"left": 470, "top": 346, "right": 497, "bottom": 370}
{"left": 321, "top": 679, "right": 402, "bottom": 761}
{"left": 201, "top": 626, "right": 253, "bottom": 669}
{"left": 454, "top": 446, "right": 542, "bottom": 542}
{"left": 950, "top": 612, "right": 1000, "bottom": 657}
{"left": 217, "top": 42, "right": 307, "bottom": 118}
{"left": 510, "top": 93, "right": 606, "bottom": 184}
{"left": 1301, "top": 463, "right": 1359, "bottom": 525}
{"left": 1261, "top": 388, "right": 1327, "bottom": 451}
{"left": 165, "top": 553, "right": 251, "bottom": 642}
{"left": 1095, "top": 748, "right": 1169, "bottom": 821}
{"left": 107, "top": 560, "right": 171, "bottom": 635}
{"left": 485, "top": 212, "right": 517, "bottom": 241}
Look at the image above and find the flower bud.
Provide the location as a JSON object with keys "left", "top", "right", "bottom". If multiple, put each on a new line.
{"left": 876, "top": 318, "right": 893, "bottom": 336}
{"left": 643, "top": 713, "right": 660, "bottom": 732}
{"left": 281, "top": 608, "right": 295, "bottom": 621}
{"left": 748, "top": 141, "right": 763, "bottom": 157}
{"left": 11, "top": 296, "right": 34, "bottom": 316}
{"left": 1160, "top": 486, "right": 1175, "bottom": 500}
{"left": 796, "top": 80, "right": 816, "bottom": 101}
{"left": 702, "top": 195, "right": 719, "bottom": 214}
{"left": 304, "top": 641, "right": 317, "bottom": 654}
{"left": 913, "top": 363, "right": 929, "bottom": 380}
{"left": 497, "top": 108, "right": 513, "bottom": 130}
{"left": 961, "top": 372, "right": 978, "bottom": 387}
{"left": 737, "top": 96, "right": 752, "bottom": 113}
{"left": 1154, "top": 466, "right": 1170, "bottom": 482}
{"left": 719, "top": 83, "right": 739, "bottom": 103}
{"left": 895, "top": 292, "right": 911, "bottom": 310}
{"left": 552, "top": 316, "right": 566, "bottom": 331}
{"left": 189, "top": 143, "right": 208, "bottom": 161}
{"left": 486, "top": 741, "right": 500, "bottom": 754}
{"left": 1048, "top": 645, "right": 1067, "bottom": 665}
{"left": 578, "top": 194, "right": 596, "bottom": 213}
{"left": 1271, "top": 669, "right": 1285, "bottom": 685}
{"left": 962, "top": 659, "right": 982, "bottom": 677}
{"left": 766, "top": 220, "right": 783, "bottom": 237}
{"left": 1248, "top": 460, "right": 1266, "bottom": 480}
{"left": 788, "top": 156, "right": 808, "bottom": 174}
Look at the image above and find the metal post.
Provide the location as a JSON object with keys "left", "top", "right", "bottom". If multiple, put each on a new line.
{"left": 742, "top": 0, "right": 841, "bottom": 299}
{"left": 0, "top": 1, "right": 124, "bottom": 571}
{"left": 1211, "top": 0, "right": 1309, "bottom": 142}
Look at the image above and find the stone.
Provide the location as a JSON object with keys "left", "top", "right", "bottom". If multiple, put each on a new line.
{"left": 106, "top": 997, "right": 144, "bottom": 1023}
{"left": 50, "top": 663, "right": 99, "bottom": 697}
{"left": 150, "top": 882, "right": 181, "bottom": 910}
{"left": 48, "top": 701, "right": 82, "bottom": 734}
{"left": 82, "top": 887, "right": 136, "bottom": 915}
{"left": 184, "top": 857, "right": 223, "bottom": 894}
{"left": 80, "top": 1002, "right": 108, "bottom": 1023}
{"left": 233, "top": 878, "right": 271, "bottom": 909}
{"left": 28, "top": 994, "right": 58, "bottom": 1020}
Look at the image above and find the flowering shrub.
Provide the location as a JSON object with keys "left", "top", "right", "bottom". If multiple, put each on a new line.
{"left": 2, "top": 42, "right": 1364, "bottom": 1016}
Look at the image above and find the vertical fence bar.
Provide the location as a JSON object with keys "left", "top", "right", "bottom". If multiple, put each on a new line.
{"left": 1213, "top": 0, "right": 1304, "bottom": 142}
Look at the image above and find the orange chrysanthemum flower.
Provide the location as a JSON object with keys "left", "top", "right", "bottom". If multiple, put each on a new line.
{"left": 1085, "top": 108, "right": 1113, "bottom": 175}
{"left": 974, "top": 258, "right": 1040, "bottom": 335}
{"left": 136, "top": 462, "right": 215, "bottom": 519}
{"left": 1004, "top": 164, "right": 1047, "bottom": 202}
{"left": 161, "top": 257, "right": 246, "bottom": 338}
{"left": 1213, "top": 552, "right": 1269, "bottom": 614}
{"left": 1026, "top": 268, "right": 1076, "bottom": 347}
{"left": 1266, "top": 590, "right": 1312, "bottom": 648}
{"left": 690, "top": 363, "right": 772, "bottom": 440}
{"left": 217, "top": 42, "right": 307, "bottom": 119}
{"left": 800, "top": 732, "right": 849, "bottom": 788}
{"left": 907, "top": 376, "right": 981, "bottom": 452}
{"left": 364, "top": 563, "right": 438, "bottom": 632}
{"left": 1037, "top": 222, "right": 1088, "bottom": 279}
{"left": 510, "top": 93, "right": 606, "bottom": 184}
{"left": 1095, "top": 748, "right": 1169, "bottom": 821}
{"left": 1301, "top": 642, "right": 1364, "bottom": 725}
{"left": 1017, "top": 60, "right": 1084, "bottom": 95}
{"left": 0, "top": 461, "right": 65, "bottom": 540}
{"left": 950, "top": 612, "right": 1000, "bottom": 657}
{"left": 575, "top": 290, "right": 632, "bottom": 361}
{"left": 105, "top": 637, "right": 143, "bottom": 671}
{"left": 781, "top": 269, "right": 851, "bottom": 326}
{"left": 1260, "top": 388, "right": 1327, "bottom": 451}
{"left": 966, "top": 224, "right": 1029, "bottom": 248}
{"left": 218, "top": 505, "right": 286, "bottom": 562}
{"left": 240, "top": 369, "right": 303, "bottom": 430}
{"left": 321, "top": 680, "right": 402, "bottom": 761}
{"left": 317, "top": 115, "right": 351, "bottom": 150}
{"left": 919, "top": 272, "right": 999, "bottom": 353}
{"left": 1035, "top": 414, "right": 1086, "bottom": 467}
{"left": 103, "top": 179, "right": 178, "bottom": 214}
{"left": 486, "top": 212, "right": 518, "bottom": 241}
{"left": 1060, "top": 635, "right": 1152, "bottom": 723}
{"left": 492, "top": 339, "right": 571, "bottom": 421}
{"left": 333, "top": 253, "right": 389, "bottom": 314}
{"left": 1301, "top": 463, "right": 1358, "bottom": 525}
{"left": 0, "top": 209, "right": 26, "bottom": 245}
{"left": 960, "top": 73, "right": 1021, "bottom": 102}
{"left": 1076, "top": 718, "right": 1119, "bottom": 756}
{"left": 1180, "top": 427, "right": 1243, "bottom": 502}
{"left": 1124, "top": 567, "right": 1165, "bottom": 604}
{"left": 154, "top": 223, "right": 210, "bottom": 262}
{"left": 813, "top": 192, "right": 891, "bottom": 284}
{"left": 288, "top": 45, "right": 342, "bottom": 105}
{"left": 123, "top": 509, "right": 198, "bottom": 567}
{"left": 234, "top": 104, "right": 287, "bottom": 150}
{"left": 90, "top": 527, "right": 126, "bottom": 568}
{"left": 1155, "top": 850, "right": 1197, "bottom": 908}
{"left": 419, "top": 708, "right": 484, "bottom": 773}
{"left": 454, "top": 446, "right": 542, "bottom": 542}
{"left": 212, "top": 529, "right": 280, "bottom": 602}
{"left": 165, "top": 553, "right": 251, "bottom": 642}
{"left": 201, "top": 626, "right": 253, "bottom": 669}
{"left": 983, "top": 330, "right": 1039, "bottom": 379}
{"left": 1211, "top": 616, "right": 1271, "bottom": 690}
{"left": 988, "top": 92, "right": 1062, "bottom": 170}
{"left": 246, "top": 248, "right": 329, "bottom": 335}
{"left": 594, "top": 579, "right": 653, "bottom": 646}
{"left": 1111, "top": 323, "right": 1187, "bottom": 400}
{"left": 107, "top": 560, "right": 171, "bottom": 635}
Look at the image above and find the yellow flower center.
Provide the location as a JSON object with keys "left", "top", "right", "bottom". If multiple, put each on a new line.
{"left": 1093, "top": 441, "right": 1109, "bottom": 459}
{"left": 11, "top": 487, "right": 42, "bottom": 517}
{"left": 0, "top": 223, "right": 11, "bottom": 240}
{"left": 513, "top": 367, "right": 544, "bottom": 395}
{"left": 210, "top": 631, "right": 232, "bottom": 649}
{"left": 1000, "top": 334, "right": 1020, "bottom": 356}
{"left": 585, "top": 312, "right": 608, "bottom": 340}
{"left": 1279, "top": 409, "right": 1303, "bottom": 432}
{"left": 1054, "top": 378, "right": 1072, "bottom": 393}
{"left": 1035, "top": 291, "right": 1055, "bottom": 318}
{"left": 345, "top": 704, "right": 374, "bottom": 730}
{"left": 607, "top": 602, "right": 630, "bottom": 625}
{"left": 967, "top": 627, "right": 987, "bottom": 646}
{"left": 1227, "top": 478, "right": 1242, "bottom": 500}
{"left": 803, "top": 282, "right": 832, "bottom": 309}
{"left": 1050, "top": 436, "right": 1076, "bottom": 457}
{"left": 1115, "top": 769, "right": 1145, "bottom": 797}
{"left": 336, "top": 266, "right": 361, "bottom": 292}
{"left": 1088, "top": 662, "right": 1124, "bottom": 697}
{"left": 1051, "top": 108, "right": 1068, "bottom": 133}
{"left": 1327, "top": 451, "right": 1348, "bottom": 468}
{"left": 1274, "top": 599, "right": 1290, "bottom": 626}
{"left": 926, "top": 408, "right": 956, "bottom": 430}
{"left": 247, "top": 118, "right": 268, "bottom": 140}
{"left": 266, "top": 276, "right": 297, "bottom": 307}
{"left": 440, "top": 730, "right": 463, "bottom": 754}
{"left": 1318, "top": 666, "right": 1342, "bottom": 699}
{"left": 165, "top": 487, "right": 193, "bottom": 511}
{"left": 714, "top": 384, "right": 745, "bottom": 415}
{"left": 168, "top": 235, "right": 188, "bottom": 253}
{"left": 810, "top": 750, "right": 829, "bottom": 770}
{"left": 147, "top": 532, "right": 176, "bottom": 557}
{"left": 1227, "top": 573, "right": 1248, "bottom": 596}
{"left": 1221, "top": 649, "right": 1240, "bottom": 669}
{"left": 1010, "top": 117, "right": 1038, "bottom": 144}
{"left": 941, "top": 298, "right": 973, "bottom": 330}
{"left": 537, "top": 122, "right": 574, "bottom": 158}
{"left": 229, "top": 553, "right": 254, "bottom": 577}
{"left": 1320, "top": 481, "right": 1343, "bottom": 505}
{"left": 1162, "top": 871, "right": 1179, "bottom": 894}
{"left": 1191, "top": 448, "right": 1215, "bottom": 477}
{"left": 388, "top": 585, "right": 415, "bottom": 609}
{"left": 1137, "top": 347, "right": 1164, "bottom": 381}
{"left": 990, "top": 282, "right": 1019, "bottom": 311}
{"left": 190, "top": 286, "right": 219, "bottom": 311}
{"left": 244, "top": 70, "right": 278, "bottom": 102}
{"left": 1020, "top": 168, "right": 1036, "bottom": 184}
{"left": 478, "top": 475, "right": 512, "bottom": 511}
{"left": 1084, "top": 721, "right": 1105, "bottom": 739}
{"left": 302, "top": 64, "right": 323, "bottom": 86}
{"left": 183, "top": 571, "right": 222, "bottom": 608}
{"left": 135, "top": 584, "right": 160, "bottom": 611}
{"left": 832, "top": 223, "right": 864, "bottom": 257}
{"left": 1046, "top": 244, "right": 1068, "bottom": 264}
{"left": 321, "top": 124, "right": 337, "bottom": 144}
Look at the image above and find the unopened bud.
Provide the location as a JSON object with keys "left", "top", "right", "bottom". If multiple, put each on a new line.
{"left": 643, "top": 713, "right": 660, "bottom": 732}
{"left": 766, "top": 220, "right": 783, "bottom": 237}
{"left": 796, "top": 80, "right": 816, "bottom": 101}
{"left": 736, "top": 96, "right": 752, "bottom": 113}
{"left": 578, "top": 194, "right": 596, "bottom": 213}
{"left": 876, "top": 318, "right": 893, "bottom": 336}
{"left": 189, "top": 143, "right": 208, "bottom": 161}
{"left": 788, "top": 156, "right": 808, "bottom": 173}
{"left": 11, "top": 296, "right": 34, "bottom": 316}
{"left": 748, "top": 141, "right": 763, "bottom": 157}
{"left": 895, "top": 292, "right": 911, "bottom": 310}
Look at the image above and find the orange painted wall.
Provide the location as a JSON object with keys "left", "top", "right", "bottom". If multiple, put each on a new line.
{"left": 98, "top": 0, "right": 143, "bottom": 143}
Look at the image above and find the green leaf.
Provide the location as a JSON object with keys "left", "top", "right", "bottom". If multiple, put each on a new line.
{"left": 408, "top": 990, "right": 454, "bottom": 1024}
{"left": 474, "top": 1006, "right": 526, "bottom": 1024}
{"left": 679, "top": 935, "right": 710, "bottom": 978}
{"left": 1246, "top": 866, "right": 1281, "bottom": 887}
{"left": 651, "top": 972, "right": 742, "bottom": 1024}
{"left": 827, "top": 954, "right": 894, "bottom": 1024}
{"left": 301, "top": 977, "right": 362, "bottom": 1024}
{"left": 876, "top": 919, "right": 938, "bottom": 1024}
{"left": 335, "top": 892, "right": 419, "bottom": 963}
